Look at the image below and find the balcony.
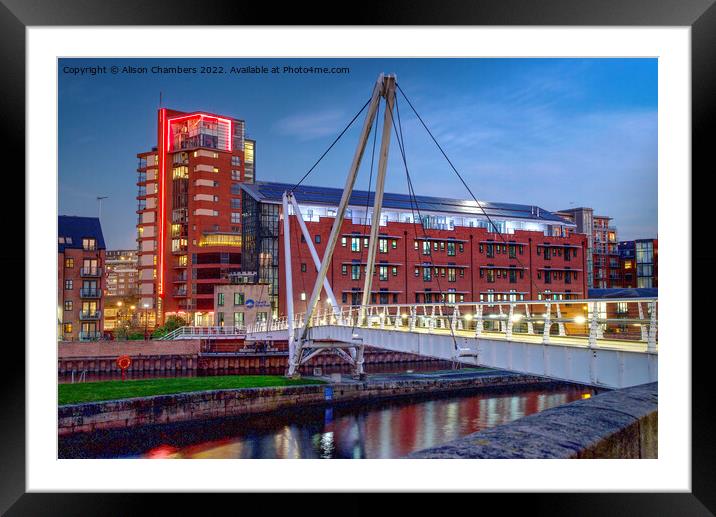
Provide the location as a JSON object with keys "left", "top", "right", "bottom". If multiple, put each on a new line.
{"left": 79, "top": 310, "right": 102, "bottom": 321}
{"left": 80, "top": 267, "right": 102, "bottom": 277}
{"left": 173, "top": 289, "right": 188, "bottom": 298}
{"left": 79, "top": 331, "right": 101, "bottom": 341}
{"left": 80, "top": 288, "right": 101, "bottom": 298}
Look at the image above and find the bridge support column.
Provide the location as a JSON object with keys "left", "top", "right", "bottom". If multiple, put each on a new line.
{"left": 409, "top": 306, "right": 416, "bottom": 331}
{"left": 506, "top": 304, "right": 514, "bottom": 339}
{"left": 638, "top": 302, "right": 648, "bottom": 342}
{"left": 647, "top": 301, "right": 657, "bottom": 353}
{"left": 525, "top": 304, "right": 534, "bottom": 335}
{"left": 542, "top": 302, "right": 551, "bottom": 344}
{"left": 556, "top": 303, "right": 566, "bottom": 336}
{"left": 588, "top": 301, "right": 599, "bottom": 348}
{"left": 475, "top": 305, "right": 484, "bottom": 337}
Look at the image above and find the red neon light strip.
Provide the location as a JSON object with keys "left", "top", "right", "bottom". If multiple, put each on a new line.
{"left": 166, "top": 113, "right": 233, "bottom": 152}
{"left": 158, "top": 108, "right": 166, "bottom": 297}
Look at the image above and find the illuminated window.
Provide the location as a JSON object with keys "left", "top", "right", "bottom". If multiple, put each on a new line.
{"left": 64, "top": 301, "right": 72, "bottom": 311}
{"left": 172, "top": 166, "right": 189, "bottom": 179}
{"left": 65, "top": 258, "right": 74, "bottom": 268}
{"left": 341, "top": 237, "right": 347, "bottom": 247}
{"left": 82, "top": 238, "right": 96, "bottom": 251}
{"left": 379, "top": 239, "right": 388, "bottom": 253}
{"left": 63, "top": 323, "right": 72, "bottom": 334}
{"left": 217, "top": 293, "right": 224, "bottom": 306}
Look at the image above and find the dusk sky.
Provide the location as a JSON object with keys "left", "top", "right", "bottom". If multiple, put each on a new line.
{"left": 58, "top": 58, "right": 657, "bottom": 249}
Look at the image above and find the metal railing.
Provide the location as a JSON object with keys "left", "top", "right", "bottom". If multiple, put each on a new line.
{"left": 80, "top": 267, "right": 102, "bottom": 277}
{"left": 247, "top": 298, "right": 658, "bottom": 352}
{"left": 158, "top": 325, "right": 247, "bottom": 340}
{"left": 79, "top": 310, "right": 101, "bottom": 321}
{"left": 79, "top": 288, "right": 101, "bottom": 298}
{"left": 79, "top": 331, "right": 101, "bottom": 341}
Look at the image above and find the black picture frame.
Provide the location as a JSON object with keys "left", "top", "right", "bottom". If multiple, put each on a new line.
{"left": 3, "top": 0, "right": 712, "bottom": 513}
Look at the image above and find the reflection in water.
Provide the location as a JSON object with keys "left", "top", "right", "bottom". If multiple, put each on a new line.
{"left": 60, "top": 384, "right": 594, "bottom": 459}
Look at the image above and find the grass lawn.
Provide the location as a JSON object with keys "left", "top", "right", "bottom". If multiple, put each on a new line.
{"left": 58, "top": 375, "right": 326, "bottom": 405}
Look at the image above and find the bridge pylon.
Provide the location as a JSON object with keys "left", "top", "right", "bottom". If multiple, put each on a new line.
{"left": 285, "top": 74, "right": 397, "bottom": 378}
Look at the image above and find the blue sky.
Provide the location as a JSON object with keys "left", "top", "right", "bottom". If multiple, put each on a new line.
{"left": 59, "top": 58, "right": 657, "bottom": 249}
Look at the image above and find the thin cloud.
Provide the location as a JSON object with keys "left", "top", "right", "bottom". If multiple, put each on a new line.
{"left": 274, "top": 109, "right": 348, "bottom": 141}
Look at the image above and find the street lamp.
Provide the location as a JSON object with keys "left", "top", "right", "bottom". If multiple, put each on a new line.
{"left": 143, "top": 303, "right": 150, "bottom": 340}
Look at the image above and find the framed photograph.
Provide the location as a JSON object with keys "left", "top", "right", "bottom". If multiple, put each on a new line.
{"left": 4, "top": 0, "right": 712, "bottom": 512}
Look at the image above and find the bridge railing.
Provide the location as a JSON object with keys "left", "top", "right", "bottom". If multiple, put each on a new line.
{"left": 158, "top": 325, "right": 247, "bottom": 340}
{"left": 246, "top": 298, "right": 657, "bottom": 352}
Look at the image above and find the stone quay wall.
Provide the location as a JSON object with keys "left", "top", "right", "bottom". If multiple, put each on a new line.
{"left": 58, "top": 373, "right": 547, "bottom": 436}
{"left": 409, "top": 382, "right": 658, "bottom": 459}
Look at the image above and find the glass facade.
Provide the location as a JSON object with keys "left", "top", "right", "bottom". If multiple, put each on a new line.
{"left": 241, "top": 192, "right": 280, "bottom": 317}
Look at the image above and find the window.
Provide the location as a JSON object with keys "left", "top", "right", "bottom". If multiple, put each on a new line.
{"left": 414, "top": 267, "right": 419, "bottom": 277}
{"left": 342, "top": 293, "right": 348, "bottom": 303}
{"left": 301, "top": 263, "right": 307, "bottom": 272}
{"left": 234, "top": 312, "right": 245, "bottom": 326}
{"left": 65, "top": 258, "right": 74, "bottom": 268}
{"left": 231, "top": 212, "right": 241, "bottom": 224}
{"left": 509, "top": 245, "right": 516, "bottom": 258}
{"left": 351, "top": 265, "right": 361, "bottom": 280}
{"left": 391, "top": 240, "right": 397, "bottom": 249}
{"left": 231, "top": 170, "right": 241, "bottom": 180}
{"left": 447, "top": 268, "right": 456, "bottom": 282}
{"left": 379, "top": 239, "right": 388, "bottom": 253}
{"left": 217, "top": 293, "right": 224, "bottom": 306}
{"left": 423, "top": 267, "right": 432, "bottom": 281}
{"left": 231, "top": 198, "right": 241, "bottom": 209}
{"left": 544, "top": 247, "right": 551, "bottom": 260}
{"left": 233, "top": 292, "right": 245, "bottom": 305}
{"left": 64, "top": 301, "right": 72, "bottom": 311}
{"left": 392, "top": 266, "right": 398, "bottom": 276}
{"left": 65, "top": 280, "right": 73, "bottom": 290}
{"left": 341, "top": 237, "right": 347, "bottom": 247}
{"left": 433, "top": 241, "right": 438, "bottom": 251}
{"left": 544, "top": 271, "right": 552, "bottom": 284}
{"left": 341, "top": 264, "right": 348, "bottom": 275}
{"left": 414, "top": 240, "right": 419, "bottom": 250}
{"left": 379, "top": 266, "right": 388, "bottom": 281}
{"left": 82, "top": 238, "right": 96, "bottom": 251}
{"left": 459, "top": 243, "right": 464, "bottom": 253}
{"left": 351, "top": 237, "right": 361, "bottom": 252}
{"left": 486, "top": 270, "right": 495, "bottom": 283}
{"left": 231, "top": 156, "right": 242, "bottom": 166}
{"left": 422, "top": 241, "right": 431, "bottom": 255}
{"left": 486, "top": 243, "right": 494, "bottom": 258}
{"left": 447, "top": 242, "right": 456, "bottom": 256}
{"left": 440, "top": 242, "right": 445, "bottom": 251}
{"left": 63, "top": 323, "right": 72, "bottom": 334}
{"left": 509, "top": 269, "right": 517, "bottom": 284}
{"left": 217, "top": 312, "right": 225, "bottom": 326}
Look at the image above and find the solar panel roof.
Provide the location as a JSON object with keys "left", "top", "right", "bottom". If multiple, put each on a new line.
{"left": 241, "top": 181, "right": 570, "bottom": 224}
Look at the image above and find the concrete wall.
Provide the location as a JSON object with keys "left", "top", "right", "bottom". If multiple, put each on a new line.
{"left": 409, "top": 382, "right": 657, "bottom": 459}
{"left": 58, "top": 373, "right": 547, "bottom": 436}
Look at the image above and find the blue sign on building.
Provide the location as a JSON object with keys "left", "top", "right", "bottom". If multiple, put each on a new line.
{"left": 324, "top": 386, "right": 333, "bottom": 401}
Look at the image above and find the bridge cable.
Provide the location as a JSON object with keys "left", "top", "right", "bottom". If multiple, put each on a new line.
{"left": 396, "top": 82, "right": 553, "bottom": 309}
{"left": 289, "top": 97, "right": 372, "bottom": 194}
{"left": 391, "top": 94, "right": 460, "bottom": 355}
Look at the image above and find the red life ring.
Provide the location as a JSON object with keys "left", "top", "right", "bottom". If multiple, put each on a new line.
{"left": 116, "top": 355, "right": 132, "bottom": 370}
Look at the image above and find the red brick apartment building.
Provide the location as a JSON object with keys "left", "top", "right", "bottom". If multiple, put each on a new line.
{"left": 135, "top": 109, "right": 256, "bottom": 326}
{"left": 58, "top": 216, "right": 106, "bottom": 340}
{"left": 240, "top": 182, "right": 589, "bottom": 319}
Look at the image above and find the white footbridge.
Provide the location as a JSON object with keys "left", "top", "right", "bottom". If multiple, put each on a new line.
{"left": 167, "top": 74, "right": 659, "bottom": 390}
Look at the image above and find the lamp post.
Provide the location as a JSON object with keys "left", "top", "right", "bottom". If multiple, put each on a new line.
{"left": 143, "top": 303, "right": 150, "bottom": 340}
